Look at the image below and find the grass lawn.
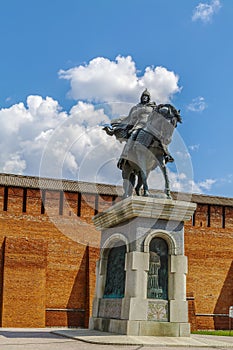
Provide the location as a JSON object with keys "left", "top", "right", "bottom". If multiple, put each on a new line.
{"left": 192, "top": 330, "right": 233, "bottom": 336}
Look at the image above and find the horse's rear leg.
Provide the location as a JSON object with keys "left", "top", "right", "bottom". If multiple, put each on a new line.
{"left": 139, "top": 170, "right": 149, "bottom": 196}
{"left": 134, "top": 171, "right": 149, "bottom": 196}
{"left": 135, "top": 172, "right": 143, "bottom": 196}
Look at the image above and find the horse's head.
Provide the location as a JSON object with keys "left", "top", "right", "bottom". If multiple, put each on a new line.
{"left": 157, "top": 104, "right": 182, "bottom": 127}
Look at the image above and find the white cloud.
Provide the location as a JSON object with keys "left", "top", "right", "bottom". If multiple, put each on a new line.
{"left": 192, "top": 0, "right": 221, "bottom": 23}
{"left": 59, "top": 55, "right": 181, "bottom": 104}
{"left": 69, "top": 101, "right": 109, "bottom": 127}
{"left": 169, "top": 172, "right": 191, "bottom": 192}
{"left": 0, "top": 95, "right": 68, "bottom": 176}
{"left": 3, "top": 154, "right": 26, "bottom": 174}
{"left": 189, "top": 144, "right": 200, "bottom": 151}
{"left": 175, "top": 151, "right": 191, "bottom": 159}
{"left": 169, "top": 173, "right": 216, "bottom": 194}
{"left": 0, "top": 56, "right": 184, "bottom": 194}
{"left": 198, "top": 178, "right": 216, "bottom": 190}
{"left": 39, "top": 114, "right": 123, "bottom": 183}
{"left": 0, "top": 94, "right": 123, "bottom": 182}
{"left": 147, "top": 168, "right": 216, "bottom": 195}
{"left": 0, "top": 102, "right": 32, "bottom": 134}
{"left": 187, "top": 96, "right": 207, "bottom": 112}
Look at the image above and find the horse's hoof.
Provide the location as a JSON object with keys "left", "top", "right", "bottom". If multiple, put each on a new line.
{"left": 135, "top": 187, "right": 140, "bottom": 196}
{"left": 143, "top": 190, "right": 149, "bottom": 197}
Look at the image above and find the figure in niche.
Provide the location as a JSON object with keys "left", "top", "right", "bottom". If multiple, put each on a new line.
{"left": 147, "top": 252, "right": 163, "bottom": 298}
{"left": 103, "top": 244, "right": 126, "bottom": 298}
{"left": 147, "top": 237, "right": 168, "bottom": 300}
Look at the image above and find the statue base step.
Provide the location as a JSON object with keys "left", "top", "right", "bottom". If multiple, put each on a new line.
{"left": 89, "top": 317, "right": 190, "bottom": 337}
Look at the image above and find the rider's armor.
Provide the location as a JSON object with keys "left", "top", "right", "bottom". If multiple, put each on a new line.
{"left": 134, "top": 129, "right": 154, "bottom": 148}
{"left": 128, "top": 102, "right": 156, "bottom": 132}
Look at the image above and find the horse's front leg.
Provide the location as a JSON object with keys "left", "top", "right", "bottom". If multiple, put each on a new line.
{"left": 137, "top": 162, "right": 149, "bottom": 197}
{"left": 135, "top": 173, "right": 142, "bottom": 196}
{"left": 136, "top": 153, "right": 149, "bottom": 196}
{"left": 135, "top": 145, "right": 151, "bottom": 196}
{"left": 122, "top": 162, "right": 135, "bottom": 198}
{"left": 159, "top": 157, "right": 172, "bottom": 199}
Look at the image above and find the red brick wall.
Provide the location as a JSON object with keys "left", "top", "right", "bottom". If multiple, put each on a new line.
{"left": 187, "top": 292, "right": 197, "bottom": 332}
{"left": 0, "top": 185, "right": 101, "bottom": 328}
{"left": 1, "top": 237, "right": 47, "bottom": 327}
{"left": 0, "top": 183, "right": 232, "bottom": 330}
{"left": 185, "top": 204, "right": 233, "bottom": 330}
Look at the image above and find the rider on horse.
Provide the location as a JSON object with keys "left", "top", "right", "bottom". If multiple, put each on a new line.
{"left": 116, "top": 89, "right": 174, "bottom": 169}
{"left": 102, "top": 89, "right": 182, "bottom": 198}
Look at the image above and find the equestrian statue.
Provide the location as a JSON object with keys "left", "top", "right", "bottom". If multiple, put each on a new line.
{"left": 103, "top": 89, "right": 182, "bottom": 199}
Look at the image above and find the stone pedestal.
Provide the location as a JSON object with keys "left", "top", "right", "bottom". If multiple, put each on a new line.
{"left": 89, "top": 196, "right": 196, "bottom": 337}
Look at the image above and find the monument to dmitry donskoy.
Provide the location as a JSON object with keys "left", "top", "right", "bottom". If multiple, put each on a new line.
{"left": 90, "top": 91, "right": 196, "bottom": 336}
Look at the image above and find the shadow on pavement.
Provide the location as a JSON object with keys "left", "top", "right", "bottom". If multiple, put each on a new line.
{"left": 0, "top": 330, "right": 63, "bottom": 339}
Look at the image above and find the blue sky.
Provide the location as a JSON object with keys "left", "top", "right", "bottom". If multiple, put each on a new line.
{"left": 0, "top": 0, "right": 233, "bottom": 198}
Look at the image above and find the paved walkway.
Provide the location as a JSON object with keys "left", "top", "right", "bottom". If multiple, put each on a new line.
{"left": 0, "top": 328, "right": 232, "bottom": 349}
{"left": 53, "top": 328, "right": 233, "bottom": 347}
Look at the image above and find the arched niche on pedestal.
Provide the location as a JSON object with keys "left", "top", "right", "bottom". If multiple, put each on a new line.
{"left": 144, "top": 230, "right": 177, "bottom": 302}
{"left": 100, "top": 234, "right": 129, "bottom": 299}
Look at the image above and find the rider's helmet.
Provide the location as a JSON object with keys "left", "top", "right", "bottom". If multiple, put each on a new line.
{"left": 140, "top": 89, "right": 150, "bottom": 104}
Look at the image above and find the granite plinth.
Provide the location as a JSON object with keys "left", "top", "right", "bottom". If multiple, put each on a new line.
{"left": 93, "top": 196, "right": 197, "bottom": 230}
